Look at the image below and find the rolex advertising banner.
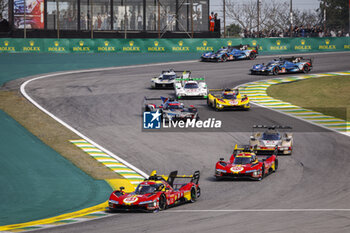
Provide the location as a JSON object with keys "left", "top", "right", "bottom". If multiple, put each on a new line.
{"left": 70, "top": 39, "right": 96, "bottom": 53}
{"left": 0, "top": 37, "right": 349, "bottom": 53}
{"left": 240, "top": 38, "right": 264, "bottom": 52}
{"left": 0, "top": 39, "right": 18, "bottom": 52}
{"left": 143, "top": 39, "right": 168, "bottom": 52}
{"left": 44, "top": 39, "right": 70, "bottom": 53}
{"left": 119, "top": 39, "right": 144, "bottom": 52}
{"left": 94, "top": 39, "right": 120, "bottom": 52}
{"left": 168, "top": 39, "right": 192, "bottom": 52}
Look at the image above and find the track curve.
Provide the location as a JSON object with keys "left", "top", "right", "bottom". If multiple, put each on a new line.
{"left": 26, "top": 52, "right": 350, "bottom": 233}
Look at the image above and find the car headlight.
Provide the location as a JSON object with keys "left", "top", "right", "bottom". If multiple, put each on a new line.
{"left": 218, "top": 104, "right": 222, "bottom": 107}
{"left": 139, "top": 200, "right": 154, "bottom": 205}
{"left": 216, "top": 169, "right": 227, "bottom": 173}
{"left": 246, "top": 169, "right": 257, "bottom": 173}
{"left": 109, "top": 200, "right": 119, "bottom": 205}
{"left": 148, "top": 201, "right": 157, "bottom": 207}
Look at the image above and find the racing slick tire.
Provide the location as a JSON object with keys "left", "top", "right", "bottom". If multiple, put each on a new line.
{"left": 190, "top": 187, "right": 198, "bottom": 203}
{"left": 258, "top": 167, "right": 265, "bottom": 181}
{"left": 158, "top": 194, "right": 167, "bottom": 211}
{"left": 272, "top": 67, "right": 279, "bottom": 75}
{"left": 273, "top": 159, "right": 279, "bottom": 172}
{"left": 303, "top": 64, "right": 310, "bottom": 73}
{"left": 214, "top": 100, "right": 219, "bottom": 111}
{"left": 249, "top": 52, "right": 257, "bottom": 60}
{"left": 207, "top": 97, "right": 211, "bottom": 106}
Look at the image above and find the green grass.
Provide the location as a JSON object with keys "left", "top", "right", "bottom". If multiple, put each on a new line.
{"left": 267, "top": 75, "right": 350, "bottom": 121}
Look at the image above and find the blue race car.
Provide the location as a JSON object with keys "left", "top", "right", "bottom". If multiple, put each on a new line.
{"left": 250, "top": 57, "right": 313, "bottom": 75}
{"left": 201, "top": 44, "right": 258, "bottom": 62}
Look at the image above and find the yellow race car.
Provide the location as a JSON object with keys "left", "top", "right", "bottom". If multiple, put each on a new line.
{"left": 207, "top": 88, "right": 250, "bottom": 111}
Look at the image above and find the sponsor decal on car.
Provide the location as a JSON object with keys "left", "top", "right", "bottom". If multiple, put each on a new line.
{"left": 123, "top": 196, "right": 139, "bottom": 204}
{"left": 230, "top": 165, "right": 244, "bottom": 173}
{"left": 229, "top": 100, "right": 238, "bottom": 105}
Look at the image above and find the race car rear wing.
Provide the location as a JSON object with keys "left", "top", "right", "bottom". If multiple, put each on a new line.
{"left": 144, "top": 96, "right": 176, "bottom": 104}
{"left": 233, "top": 144, "right": 279, "bottom": 158}
{"left": 208, "top": 88, "right": 240, "bottom": 95}
{"left": 167, "top": 170, "right": 200, "bottom": 187}
{"left": 233, "top": 144, "right": 253, "bottom": 153}
{"left": 252, "top": 125, "right": 293, "bottom": 138}
{"left": 209, "top": 88, "right": 239, "bottom": 92}
{"left": 162, "top": 70, "right": 187, "bottom": 73}
{"left": 253, "top": 125, "right": 292, "bottom": 130}
{"left": 175, "top": 77, "right": 205, "bottom": 81}
{"left": 279, "top": 56, "right": 312, "bottom": 64}
{"left": 162, "top": 70, "right": 191, "bottom": 75}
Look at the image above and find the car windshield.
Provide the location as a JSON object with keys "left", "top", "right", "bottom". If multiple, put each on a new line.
{"left": 162, "top": 74, "right": 176, "bottom": 80}
{"left": 135, "top": 184, "right": 161, "bottom": 195}
{"left": 262, "top": 133, "right": 281, "bottom": 140}
{"left": 184, "top": 83, "right": 198, "bottom": 89}
{"left": 222, "top": 93, "right": 236, "bottom": 99}
{"left": 233, "top": 157, "right": 251, "bottom": 165}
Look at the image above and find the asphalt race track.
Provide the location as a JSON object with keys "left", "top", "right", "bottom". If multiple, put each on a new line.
{"left": 25, "top": 52, "right": 350, "bottom": 233}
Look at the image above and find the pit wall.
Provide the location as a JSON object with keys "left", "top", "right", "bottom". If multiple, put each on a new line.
{"left": 0, "top": 37, "right": 349, "bottom": 53}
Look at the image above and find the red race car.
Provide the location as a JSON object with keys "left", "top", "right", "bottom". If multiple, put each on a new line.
{"left": 108, "top": 170, "right": 200, "bottom": 212}
{"left": 215, "top": 145, "right": 278, "bottom": 181}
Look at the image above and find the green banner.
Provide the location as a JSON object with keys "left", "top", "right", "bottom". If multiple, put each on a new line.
{"left": 0, "top": 37, "right": 349, "bottom": 53}
{"left": 44, "top": 39, "right": 70, "bottom": 53}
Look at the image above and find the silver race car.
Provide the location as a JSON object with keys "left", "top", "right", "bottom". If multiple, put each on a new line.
{"left": 249, "top": 125, "right": 293, "bottom": 155}
{"left": 174, "top": 73, "right": 208, "bottom": 99}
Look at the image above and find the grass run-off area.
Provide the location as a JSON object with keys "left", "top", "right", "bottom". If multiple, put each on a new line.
{"left": 0, "top": 90, "right": 122, "bottom": 180}
{"left": 267, "top": 75, "right": 350, "bottom": 121}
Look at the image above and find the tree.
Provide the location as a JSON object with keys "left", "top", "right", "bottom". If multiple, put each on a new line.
{"left": 0, "top": 0, "right": 8, "bottom": 19}
{"left": 319, "top": 0, "right": 349, "bottom": 32}
{"left": 225, "top": 23, "right": 242, "bottom": 37}
{"left": 293, "top": 9, "right": 320, "bottom": 28}
{"left": 225, "top": 0, "right": 322, "bottom": 34}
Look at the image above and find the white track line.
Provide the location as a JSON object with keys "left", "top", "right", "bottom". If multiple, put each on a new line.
{"left": 235, "top": 72, "right": 350, "bottom": 138}
{"left": 19, "top": 54, "right": 350, "bottom": 217}
{"left": 167, "top": 209, "right": 350, "bottom": 213}
{"left": 20, "top": 59, "right": 205, "bottom": 178}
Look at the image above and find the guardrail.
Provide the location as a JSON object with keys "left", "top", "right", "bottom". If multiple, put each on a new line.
{"left": 0, "top": 37, "right": 349, "bottom": 53}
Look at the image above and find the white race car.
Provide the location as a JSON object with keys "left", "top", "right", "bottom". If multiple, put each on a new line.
{"left": 249, "top": 125, "right": 293, "bottom": 155}
{"left": 174, "top": 73, "right": 208, "bottom": 99}
{"left": 151, "top": 69, "right": 185, "bottom": 88}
